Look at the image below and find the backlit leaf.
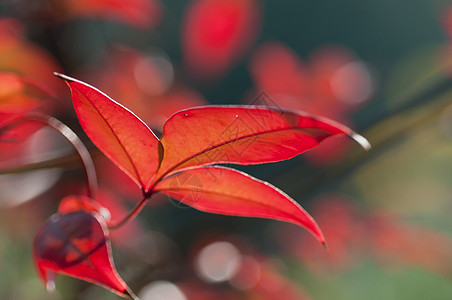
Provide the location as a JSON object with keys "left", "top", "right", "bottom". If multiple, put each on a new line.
{"left": 55, "top": 73, "right": 161, "bottom": 189}
{"left": 154, "top": 106, "right": 370, "bottom": 184}
{"left": 154, "top": 165, "right": 325, "bottom": 244}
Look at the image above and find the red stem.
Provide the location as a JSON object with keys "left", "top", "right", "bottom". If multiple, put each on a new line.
{"left": 108, "top": 193, "right": 151, "bottom": 230}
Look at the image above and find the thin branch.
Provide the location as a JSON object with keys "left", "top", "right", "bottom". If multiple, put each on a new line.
{"left": 0, "top": 113, "right": 98, "bottom": 198}
{"left": 108, "top": 194, "right": 150, "bottom": 230}
{"left": 0, "top": 152, "right": 80, "bottom": 174}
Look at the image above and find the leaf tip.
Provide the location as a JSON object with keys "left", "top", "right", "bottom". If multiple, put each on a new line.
{"left": 53, "top": 72, "right": 76, "bottom": 83}
{"left": 350, "top": 133, "right": 371, "bottom": 151}
{"left": 124, "top": 288, "right": 140, "bottom": 300}
{"left": 46, "top": 279, "right": 56, "bottom": 294}
{"left": 322, "top": 241, "right": 329, "bottom": 251}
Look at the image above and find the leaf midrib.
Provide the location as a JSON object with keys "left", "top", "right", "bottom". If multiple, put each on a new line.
{"left": 77, "top": 89, "right": 144, "bottom": 186}
{"left": 156, "top": 184, "right": 309, "bottom": 222}
{"left": 159, "top": 126, "right": 327, "bottom": 179}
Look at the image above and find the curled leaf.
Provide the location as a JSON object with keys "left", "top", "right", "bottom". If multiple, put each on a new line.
{"left": 154, "top": 165, "right": 325, "bottom": 244}
{"left": 33, "top": 210, "right": 137, "bottom": 299}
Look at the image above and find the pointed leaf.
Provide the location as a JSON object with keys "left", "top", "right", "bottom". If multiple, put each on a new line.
{"left": 33, "top": 211, "right": 137, "bottom": 299}
{"left": 155, "top": 106, "right": 370, "bottom": 182}
{"left": 55, "top": 73, "right": 160, "bottom": 188}
{"left": 154, "top": 165, "right": 325, "bottom": 244}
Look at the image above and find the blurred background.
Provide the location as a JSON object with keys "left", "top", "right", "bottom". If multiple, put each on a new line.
{"left": 1, "top": 0, "right": 452, "bottom": 299}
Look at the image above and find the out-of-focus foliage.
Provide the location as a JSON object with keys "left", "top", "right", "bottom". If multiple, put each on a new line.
{"left": 1, "top": 0, "right": 452, "bottom": 299}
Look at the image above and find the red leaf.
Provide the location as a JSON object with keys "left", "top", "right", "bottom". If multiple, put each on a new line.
{"left": 0, "top": 72, "right": 56, "bottom": 114}
{"left": 55, "top": 73, "right": 161, "bottom": 189}
{"left": 33, "top": 211, "right": 137, "bottom": 299}
{"left": 154, "top": 165, "right": 326, "bottom": 244}
{"left": 58, "top": 195, "right": 111, "bottom": 223}
{"left": 61, "top": 0, "right": 162, "bottom": 29}
{"left": 182, "top": 0, "right": 261, "bottom": 80}
{"left": 0, "top": 19, "right": 64, "bottom": 96}
{"left": 0, "top": 113, "right": 44, "bottom": 163}
{"left": 154, "top": 106, "right": 370, "bottom": 183}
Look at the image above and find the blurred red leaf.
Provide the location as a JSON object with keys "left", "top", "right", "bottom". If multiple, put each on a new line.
{"left": 246, "top": 259, "right": 313, "bottom": 300}
{"left": 154, "top": 165, "right": 326, "bottom": 244}
{"left": 56, "top": 0, "right": 161, "bottom": 29}
{"left": 0, "top": 71, "right": 59, "bottom": 164}
{"left": 249, "top": 43, "right": 309, "bottom": 108}
{"left": 369, "top": 213, "right": 452, "bottom": 274}
{"left": 0, "top": 19, "right": 63, "bottom": 156}
{"left": 33, "top": 210, "right": 137, "bottom": 299}
{"left": 0, "top": 18, "right": 63, "bottom": 97}
{"left": 0, "top": 114, "right": 44, "bottom": 164}
{"left": 275, "top": 196, "right": 452, "bottom": 275}
{"left": 0, "top": 112, "right": 29, "bottom": 140}
{"left": 56, "top": 73, "right": 161, "bottom": 189}
{"left": 249, "top": 43, "right": 372, "bottom": 118}
{"left": 58, "top": 195, "right": 111, "bottom": 223}
{"left": 0, "top": 72, "right": 56, "bottom": 114}
{"left": 248, "top": 43, "right": 374, "bottom": 166}
{"left": 443, "top": 6, "right": 452, "bottom": 39}
{"left": 275, "top": 196, "right": 366, "bottom": 273}
{"left": 155, "top": 106, "right": 370, "bottom": 183}
{"left": 182, "top": 0, "right": 261, "bottom": 80}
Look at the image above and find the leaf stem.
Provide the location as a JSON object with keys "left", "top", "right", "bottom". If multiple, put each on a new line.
{"left": 0, "top": 152, "right": 82, "bottom": 174}
{"left": 1, "top": 113, "right": 98, "bottom": 198}
{"left": 108, "top": 192, "right": 151, "bottom": 230}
